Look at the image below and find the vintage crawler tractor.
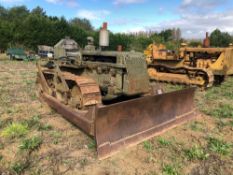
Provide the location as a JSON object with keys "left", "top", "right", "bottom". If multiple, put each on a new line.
{"left": 37, "top": 23, "right": 197, "bottom": 159}
{"left": 145, "top": 33, "right": 233, "bottom": 88}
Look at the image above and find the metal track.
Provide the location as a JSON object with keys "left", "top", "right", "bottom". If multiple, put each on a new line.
{"left": 39, "top": 66, "right": 102, "bottom": 109}
{"left": 148, "top": 64, "right": 214, "bottom": 88}
{"left": 62, "top": 72, "right": 102, "bottom": 108}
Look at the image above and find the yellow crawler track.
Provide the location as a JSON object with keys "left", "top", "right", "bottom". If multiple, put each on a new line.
{"left": 148, "top": 65, "right": 214, "bottom": 88}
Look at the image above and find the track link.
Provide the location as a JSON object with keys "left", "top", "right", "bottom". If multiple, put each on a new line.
{"left": 148, "top": 64, "right": 214, "bottom": 88}
{"left": 38, "top": 65, "right": 102, "bottom": 109}
{"left": 62, "top": 72, "right": 102, "bottom": 108}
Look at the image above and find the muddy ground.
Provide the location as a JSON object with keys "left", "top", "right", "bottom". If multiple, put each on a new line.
{"left": 0, "top": 54, "right": 232, "bottom": 175}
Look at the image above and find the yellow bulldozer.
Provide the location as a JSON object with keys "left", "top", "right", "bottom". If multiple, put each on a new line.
{"left": 145, "top": 33, "right": 233, "bottom": 88}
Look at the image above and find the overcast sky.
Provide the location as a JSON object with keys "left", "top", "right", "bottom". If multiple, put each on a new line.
{"left": 1, "top": 0, "right": 233, "bottom": 38}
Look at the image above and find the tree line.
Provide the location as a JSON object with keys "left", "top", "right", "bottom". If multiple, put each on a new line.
{"left": 0, "top": 5, "right": 232, "bottom": 52}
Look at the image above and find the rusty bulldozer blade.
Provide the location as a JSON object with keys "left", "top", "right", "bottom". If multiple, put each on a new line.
{"left": 39, "top": 86, "right": 197, "bottom": 159}
{"left": 95, "top": 88, "right": 197, "bottom": 159}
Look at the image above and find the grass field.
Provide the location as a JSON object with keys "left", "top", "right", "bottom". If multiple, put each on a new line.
{"left": 0, "top": 55, "right": 232, "bottom": 175}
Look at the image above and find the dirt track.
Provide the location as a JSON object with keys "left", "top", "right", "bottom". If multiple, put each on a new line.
{"left": 0, "top": 56, "right": 232, "bottom": 175}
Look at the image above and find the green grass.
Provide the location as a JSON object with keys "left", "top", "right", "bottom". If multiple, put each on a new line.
{"left": 229, "top": 120, "right": 233, "bottom": 127}
{"left": 19, "top": 136, "right": 42, "bottom": 151}
{"left": 30, "top": 93, "right": 37, "bottom": 101}
{"left": 38, "top": 123, "right": 53, "bottom": 131}
{"left": 6, "top": 108, "right": 19, "bottom": 114}
{"left": 1, "top": 123, "right": 28, "bottom": 138}
{"left": 205, "top": 88, "right": 221, "bottom": 101}
{"left": 145, "top": 155, "right": 156, "bottom": 163}
{"left": 162, "top": 164, "right": 179, "bottom": 175}
{"left": 0, "top": 118, "right": 13, "bottom": 129}
{"left": 143, "top": 141, "right": 154, "bottom": 152}
{"left": 157, "top": 137, "right": 172, "bottom": 147}
{"left": 50, "top": 131, "right": 62, "bottom": 144}
{"left": 25, "top": 79, "right": 35, "bottom": 86}
{"left": 164, "top": 84, "right": 184, "bottom": 92}
{"left": 79, "top": 158, "right": 88, "bottom": 169}
{"left": 24, "top": 115, "right": 41, "bottom": 128}
{"left": 190, "top": 121, "right": 204, "bottom": 131}
{"left": 0, "top": 143, "right": 4, "bottom": 149}
{"left": 0, "top": 155, "right": 3, "bottom": 161}
{"left": 205, "top": 78, "right": 233, "bottom": 101}
{"left": 87, "top": 139, "right": 96, "bottom": 150}
{"left": 197, "top": 77, "right": 233, "bottom": 119}
{"left": 207, "top": 104, "right": 233, "bottom": 118}
{"left": 23, "top": 115, "right": 53, "bottom": 131}
{"left": 184, "top": 146, "right": 209, "bottom": 160}
{"left": 220, "top": 78, "right": 233, "bottom": 99}
{"left": 11, "top": 162, "right": 29, "bottom": 174}
{"left": 208, "top": 137, "right": 232, "bottom": 156}
{"left": 216, "top": 119, "right": 228, "bottom": 130}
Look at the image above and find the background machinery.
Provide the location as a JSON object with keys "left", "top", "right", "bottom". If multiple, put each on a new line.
{"left": 145, "top": 33, "right": 233, "bottom": 88}
{"left": 54, "top": 36, "right": 80, "bottom": 59}
{"left": 6, "top": 48, "right": 28, "bottom": 60}
{"left": 37, "top": 23, "right": 197, "bottom": 159}
{"left": 38, "top": 45, "right": 54, "bottom": 58}
{"left": 6, "top": 48, "right": 38, "bottom": 61}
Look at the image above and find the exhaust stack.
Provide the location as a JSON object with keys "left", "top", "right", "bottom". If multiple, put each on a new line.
{"left": 117, "top": 45, "right": 123, "bottom": 52}
{"left": 99, "top": 22, "right": 109, "bottom": 48}
{"left": 203, "top": 32, "right": 210, "bottom": 48}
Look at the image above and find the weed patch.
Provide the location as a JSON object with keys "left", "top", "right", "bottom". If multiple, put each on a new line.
{"left": 87, "top": 139, "right": 96, "bottom": 150}
{"left": 6, "top": 108, "right": 19, "bottom": 114}
{"left": 23, "top": 115, "right": 53, "bottom": 131}
{"left": 0, "top": 142, "right": 4, "bottom": 149}
{"left": 157, "top": 137, "right": 172, "bottom": 147}
{"left": 145, "top": 155, "right": 156, "bottom": 163}
{"left": 165, "top": 84, "right": 184, "bottom": 92}
{"left": 19, "top": 136, "right": 42, "bottom": 151}
{"left": 216, "top": 119, "right": 228, "bottom": 130}
{"left": 184, "top": 146, "right": 209, "bottom": 160}
{"left": 50, "top": 131, "right": 62, "bottom": 144}
{"left": 1, "top": 123, "right": 28, "bottom": 138}
{"left": 162, "top": 164, "right": 179, "bottom": 175}
{"left": 208, "top": 104, "right": 233, "bottom": 118}
{"left": 190, "top": 121, "right": 204, "bottom": 131}
{"left": 11, "top": 161, "right": 29, "bottom": 174}
{"left": 0, "top": 118, "right": 13, "bottom": 129}
{"left": 38, "top": 123, "right": 53, "bottom": 131}
{"left": 208, "top": 137, "right": 232, "bottom": 156}
{"left": 23, "top": 115, "right": 40, "bottom": 128}
{"left": 221, "top": 78, "right": 233, "bottom": 99}
{"left": 79, "top": 158, "right": 88, "bottom": 169}
{"left": 143, "top": 141, "right": 154, "bottom": 152}
{"left": 205, "top": 88, "right": 220, "bottom": 101}
{"left": 30, "top": 93, "right": 37, "bottom": 101}
{"left": 25, "top": 79, "right": 34, "bottom": 86}
{"left": 205, "top": 78, "right": 233, "bottom": 101}
{"left": 197, "top": 77, "right": 233, "bottom": 120}
{"left": 229, "top": 120, "right": 233, "bottom": 127}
